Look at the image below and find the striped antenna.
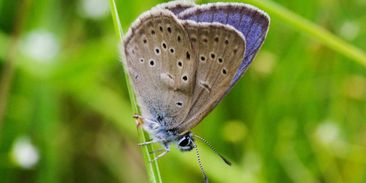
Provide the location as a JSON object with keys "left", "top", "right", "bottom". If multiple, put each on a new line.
{"left": 194, "top": 134, "right": 232, "bottom": 166}
{"left": 193, "top": 143, "right": 208, "bottom": 183}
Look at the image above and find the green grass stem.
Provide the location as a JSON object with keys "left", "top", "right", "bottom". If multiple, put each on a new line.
{"left": 108, "top": 0, "right": 163, "bottom": 182}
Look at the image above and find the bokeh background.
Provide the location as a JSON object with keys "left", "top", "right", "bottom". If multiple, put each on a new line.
{"left": 1, "top": 0, "right": 366, "bottom": 182}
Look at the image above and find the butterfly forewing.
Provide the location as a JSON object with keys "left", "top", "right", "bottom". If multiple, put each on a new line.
{"left": 171, "top": 21, "right": 246, "bottom": 132}
{"left": 123, "top": 9, "right": 197, "bottom": 126}
{"left": 157, "top": 1, "right": 195, "bottom": 15}
{"left": 178, "top": 3, "right": 270, "bottom": 83}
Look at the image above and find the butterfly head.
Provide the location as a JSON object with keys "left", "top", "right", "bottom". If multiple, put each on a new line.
{"left": 177, "top": 132, "right": 195, "bottom": 152}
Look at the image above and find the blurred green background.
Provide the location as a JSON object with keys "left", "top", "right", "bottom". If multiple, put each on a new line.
{"left": 1, "top": 0, "right": 366, "bottom": 182}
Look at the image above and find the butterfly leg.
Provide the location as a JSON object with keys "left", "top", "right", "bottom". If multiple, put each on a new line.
{"left": 150, "top": 144, "right": 170, "bottom": 162}
{"left": 138, "top": 140, "right": 157, "bottom": 146}
{"left": 133, "top": 114, "right": 159, "bottom": 128}
{"left": 149, "top": 148, "right": 165, "bottom": 154}
{"left": 151, "top": 151, "right": 169, "bottom": 162}
{"left": 133, "top": 114, "right": 144, "bottom": 127}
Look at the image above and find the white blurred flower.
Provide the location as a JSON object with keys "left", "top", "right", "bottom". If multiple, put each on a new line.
{"left": 11, "top": 136, "right": 39, "bottom": 169}
{"left": 80, "top": 0, "right": 109, "bottom": 19}
{"left": 315, "top": 121, "right": 340, "bottom": 145}
{"left": 339, "top": 21, "right": 360, "bottom": 41}
{"left": 21, "top": 30, "right": 59, "bottom": 62}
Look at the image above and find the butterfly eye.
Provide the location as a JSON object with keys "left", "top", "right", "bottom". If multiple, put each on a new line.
{"left": 178, "top": 137, "right": 190, "bottom": 147}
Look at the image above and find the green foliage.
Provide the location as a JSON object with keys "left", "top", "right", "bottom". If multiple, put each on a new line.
{"left": 1, "top": 0, "right": 366, "bottom": 183}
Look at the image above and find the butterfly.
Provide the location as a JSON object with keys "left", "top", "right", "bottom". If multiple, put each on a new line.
{"left": 122, "top": 1, "right": 269, "bottom": 182}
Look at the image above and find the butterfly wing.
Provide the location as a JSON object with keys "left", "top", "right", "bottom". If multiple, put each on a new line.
{"left": 123, "top": 9, "right": 197, "bottom": 127}
{"left": 171, "top": 3, "right": 270, "bottom": 132}
{"left": 169, "top": 20, "right": 246, "bottom": 132}
{"left": 156, "top": 1, "right": 195, "bottom": 15}
{"left": 178, "top": 3, "right": 270, "bottom": 85}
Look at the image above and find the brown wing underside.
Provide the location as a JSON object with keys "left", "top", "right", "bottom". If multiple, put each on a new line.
{"left": 123, "top": 9, "right": 197, "bottom": 127}
{"left": 171, "top": 21, "right": 246, "bottom": 133}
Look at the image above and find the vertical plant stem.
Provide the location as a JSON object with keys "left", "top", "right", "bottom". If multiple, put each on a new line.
{"left": 108, "top": 0, "right": 163, "bottom": 182}
{"left": 0, "top": 0, "right": 32, "bottom": 134}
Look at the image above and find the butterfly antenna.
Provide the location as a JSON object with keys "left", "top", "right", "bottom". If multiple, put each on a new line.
{"left": 194, "top": 144, "right": 208, "bottom": 183}
{"left": 194, "top": 135, "right": 232, "bottom": 166}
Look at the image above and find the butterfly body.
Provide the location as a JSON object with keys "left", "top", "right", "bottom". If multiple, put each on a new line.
{"left": 123, "top": 1, "right": 269, "bottom": 159}
{"left": 138, "top": 115, "right": 195, "bottom": 152}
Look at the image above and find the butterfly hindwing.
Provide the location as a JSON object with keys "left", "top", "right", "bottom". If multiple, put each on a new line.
{"left": 123, "top": 9, "right": 197, "bottom": 127}
{"left": 171, "top": 21, "right": 246, "bottom": 132}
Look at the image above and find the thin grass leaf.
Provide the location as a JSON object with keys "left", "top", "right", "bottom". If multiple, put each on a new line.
{"left": 108, "top": 0, "right": 163, "bottom": 182}
{"left": 240, "top": 0, "right": 366, "bottom": 66}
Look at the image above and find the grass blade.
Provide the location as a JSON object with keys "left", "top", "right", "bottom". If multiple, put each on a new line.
{"left": 108, "top": 0, "right": 163, "bottom": 182}
{"left": 241, "top": 0, "right": 366, "bottom": 66}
